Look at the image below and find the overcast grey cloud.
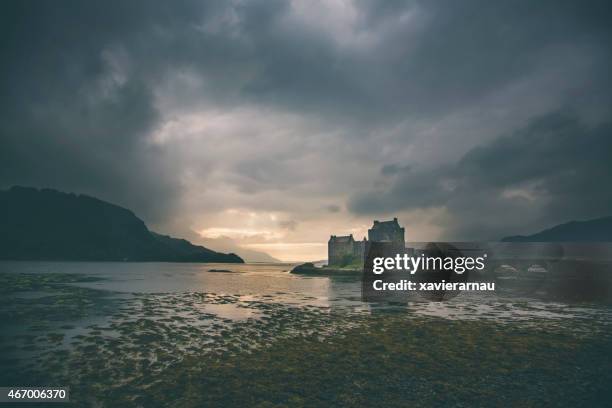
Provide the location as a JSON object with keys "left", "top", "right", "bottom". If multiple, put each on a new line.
{"left": 1, "top": 0, "right": 611, "bottom": 260}
{"left": 349, "top": 111, "right": 612, "bottom": 239}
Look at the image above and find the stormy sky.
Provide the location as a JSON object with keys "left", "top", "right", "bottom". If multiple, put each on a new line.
{"left": 1, "top": 0, "right": 611, "bottom": 261}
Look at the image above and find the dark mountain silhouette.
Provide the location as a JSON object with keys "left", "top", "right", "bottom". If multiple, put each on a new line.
{"left": 0, "top": 186, "right": 243, "bottom": 263}
{"left": 502, "top": 216, "right": 612, "bottom": 242}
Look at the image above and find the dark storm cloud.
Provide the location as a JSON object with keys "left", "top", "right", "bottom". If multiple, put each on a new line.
{"left": 226, "top": 0, "right": 612, "bottom": 121}
{"left": 0, "top": 0, "right": 223, "bottom": 221}
{"left": 1, "top": 0, "right": 611, "bottom": 239}
{"left": 349, "top": 111, "right": 612, "bottom": 239}
{"left": 379, "top": 0, "right": 612, "bottom": 115}
{"left": 381, "top": 164, "right": 410, "bottom": 176}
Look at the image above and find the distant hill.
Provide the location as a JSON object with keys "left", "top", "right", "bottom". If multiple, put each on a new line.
{"left": 0, "top": 186, "right": 243, "bottom": 263}
{"left": 502, "top": 216, "right": 612, "bottom": 242}
{"left": 190, "top": 234, "right": 281, "bottom": 263}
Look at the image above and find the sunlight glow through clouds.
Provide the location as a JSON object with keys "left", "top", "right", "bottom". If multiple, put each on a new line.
{"left": 198, "top": 227, "right": 284, "bottom": 241}
{"left": 244, "top": 242, "right": 327, "bottom": 263}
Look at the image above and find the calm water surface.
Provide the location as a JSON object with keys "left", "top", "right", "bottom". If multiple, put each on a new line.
{"left": 2, "top": 260, "right": 609, "bottom": 325}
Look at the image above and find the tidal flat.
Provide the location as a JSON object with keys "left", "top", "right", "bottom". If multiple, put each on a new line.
{"left": 1, "top": 263, "right": 611, "bottom": 407}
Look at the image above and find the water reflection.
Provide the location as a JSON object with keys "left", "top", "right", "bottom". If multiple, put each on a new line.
{"left": 2, "top": 261, "right": 611, "bottom": 389}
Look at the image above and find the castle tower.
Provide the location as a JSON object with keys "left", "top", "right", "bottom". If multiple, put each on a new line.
{"left": 368, "top": 217, "right": 405, "bottom": 253}
{"left": 328, "top": 234, "right": 355, "bottom": 266}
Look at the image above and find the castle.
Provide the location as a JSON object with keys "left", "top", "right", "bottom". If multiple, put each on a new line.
{"left": 328, "top": 218, "right": 405, "bottom": 266}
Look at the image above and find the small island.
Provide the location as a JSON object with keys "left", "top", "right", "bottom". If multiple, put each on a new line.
{"left": 292, "top": 218, "right": 405, "bottom": 275}
{"left": 290, "top": 262, "right": 362, "bottom": 275}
